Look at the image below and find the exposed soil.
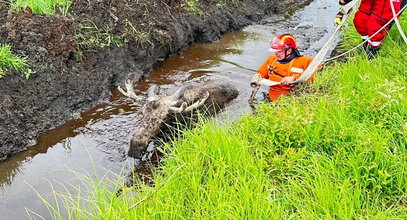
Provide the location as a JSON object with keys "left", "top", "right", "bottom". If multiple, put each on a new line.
{"left": 0, "top": 0, "right": 311, "bottom": 161}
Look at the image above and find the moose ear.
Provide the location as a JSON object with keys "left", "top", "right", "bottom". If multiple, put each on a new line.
{"left": 118, "top": 79, "right": 142, "bottom": 101}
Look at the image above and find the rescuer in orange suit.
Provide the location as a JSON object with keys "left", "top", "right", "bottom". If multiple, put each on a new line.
{"left": 251, "top": 34, "right": 321, "bottom": 101}
{"left": 335, "top": 0, "right": 406, "bottom": 59}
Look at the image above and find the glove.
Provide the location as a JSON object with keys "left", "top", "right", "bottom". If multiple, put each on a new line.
{"left": 334, "top": 12, "right": 344, "bottom": 26}
{"left": 250, "top": 74, "right": 262, "bottom": 87}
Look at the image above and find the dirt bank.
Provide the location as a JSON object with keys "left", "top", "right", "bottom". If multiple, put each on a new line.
{"left": 0, "top": 0, "right": 311, "bottom": 161}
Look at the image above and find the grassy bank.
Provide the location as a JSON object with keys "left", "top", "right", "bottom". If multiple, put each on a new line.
{"left": 38, "top": 13, "right": 407, "bottom": 219}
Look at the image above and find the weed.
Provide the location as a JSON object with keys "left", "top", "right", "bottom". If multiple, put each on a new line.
{"left": 11, "top": 0, "right": 72, "bottom": 16}
{"left": 74, "top": 49, "right": 83, "bottom": 61}
{"left": 75, "top": 18, "right": 164, "bottom": 50}
{"left": 122, "top": 19, "right": 152, "bottom": 47}
{"left": 75, "top": 21, "right": 123, "bottom": 48}
{"left": 185, "top": 0, "right": 205, "bottom": 15}
{"left": 0, "top": 44, "right": 32, "bottom": 79}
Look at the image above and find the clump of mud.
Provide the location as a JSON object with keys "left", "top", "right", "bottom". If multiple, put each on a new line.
{"left": 4, "top": 9, "right": 77, "bottom": 57}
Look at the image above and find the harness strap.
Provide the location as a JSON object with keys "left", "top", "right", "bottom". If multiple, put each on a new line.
{"left": 267, "top": 57, "right": 298, "bottom": 80}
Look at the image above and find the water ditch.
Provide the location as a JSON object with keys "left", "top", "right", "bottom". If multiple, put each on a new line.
{"left": 0, "top": 1, "right": 339, "bottom": 218}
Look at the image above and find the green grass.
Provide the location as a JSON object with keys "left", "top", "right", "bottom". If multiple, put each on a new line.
{"left": 0, "top": 44, "right": 32, "bottom": 79}
{"left": 75, "top": 22, "right": 124, "bottom": 49}
{"left": 36, "top": 12, "right": 407, "bottom": 220}
{"left": 11, "top": 0, "right": 72, "bottom": 15}
{"left": 184, "top": 0, "right": 205, "bottom": 15}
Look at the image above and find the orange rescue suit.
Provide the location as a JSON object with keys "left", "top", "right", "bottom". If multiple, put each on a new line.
{"left": 257, "top": 55, "right": 319, "bottom": 101}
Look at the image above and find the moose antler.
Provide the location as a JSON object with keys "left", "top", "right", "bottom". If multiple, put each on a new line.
{"left": 118, "top": 79, "right": 141, "bottom": 101}
{"left": 168, "top": 92, "right": 210, "bottom": 113}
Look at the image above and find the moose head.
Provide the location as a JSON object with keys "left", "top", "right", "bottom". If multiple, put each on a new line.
{"left": 118, "top": 80, "right": 239, "bottom": 159}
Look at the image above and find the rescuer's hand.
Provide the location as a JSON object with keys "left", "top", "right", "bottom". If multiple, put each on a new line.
{"left": 251, "top": 74, "right": 262, "bottom": 87}
{"left": 281, "top": 76, "right": 295, "bottom": 85}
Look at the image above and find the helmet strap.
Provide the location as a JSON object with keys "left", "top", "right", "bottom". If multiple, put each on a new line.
{"left": 284, "top": 48, "right": 291, "bottom": 59}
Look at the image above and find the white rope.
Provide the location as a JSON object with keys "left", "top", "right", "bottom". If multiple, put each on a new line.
{"left": 390, "top": 0, "right": 407, "bottom": 44}
{"left": 324, "top": 3, "right": 407, "bottom": 62}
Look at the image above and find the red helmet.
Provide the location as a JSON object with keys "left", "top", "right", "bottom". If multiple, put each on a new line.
{"left": 269, "top": 34, "right": 297, "bottom": 52}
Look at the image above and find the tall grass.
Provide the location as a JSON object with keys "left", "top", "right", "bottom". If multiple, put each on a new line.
{"left": 0, "top": 44, "right": 32, "bottom": 79}
{"left": 37, "top": 12, "right": 407, "bottom": 219}
{"left": 37, "top": 120, "right": 275, "bottom": 219}
{"left": 11, "top": 0, "right": 72, "bottom": 15}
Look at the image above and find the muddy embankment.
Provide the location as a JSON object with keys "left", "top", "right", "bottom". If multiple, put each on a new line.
{"left": 0, "top": 0, "right": 311, "bottom": 161}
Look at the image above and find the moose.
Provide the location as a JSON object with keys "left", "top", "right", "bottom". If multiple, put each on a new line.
{"left": 118, "top": 80, "right": 239, "bottom": 159}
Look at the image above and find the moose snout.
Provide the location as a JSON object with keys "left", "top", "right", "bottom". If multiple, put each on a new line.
{"left": 127, "top": 147, "right": 144, "bottom": 159}
{"left": 128, "top": 139, "right": 148, "bottom": 159}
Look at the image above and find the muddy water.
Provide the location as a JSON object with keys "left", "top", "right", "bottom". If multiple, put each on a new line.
{"left": 0, "top": 1, "right": 338, "bottom": 219}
